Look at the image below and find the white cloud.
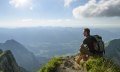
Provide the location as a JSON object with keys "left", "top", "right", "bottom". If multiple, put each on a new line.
{"left": 73, "top": 0, "right": 120, "bottom": 18}
{"left": 64, "top": 0, "right": 76, "bottom": 7}
{"left": 9, "top": 0, "right": 33, "bottom": 9}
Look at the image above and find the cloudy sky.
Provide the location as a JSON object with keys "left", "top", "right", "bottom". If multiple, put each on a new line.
{"left": 0, "top": 0, "right": 120, "bottom": 28}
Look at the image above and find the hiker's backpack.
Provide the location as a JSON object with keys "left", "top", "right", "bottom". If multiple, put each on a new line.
{"left": 92, "top": 35, "right": 105, "bottom": 54}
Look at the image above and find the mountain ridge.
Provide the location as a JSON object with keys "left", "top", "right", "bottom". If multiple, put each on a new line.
{"left": 105, "top": 38, "right": 120, "bottom": 66}
{"left": 0, "top": 39, "right": 39, "bottom": 72}
{"left": 0, "top": 49, "right": 27, "bottom": 72}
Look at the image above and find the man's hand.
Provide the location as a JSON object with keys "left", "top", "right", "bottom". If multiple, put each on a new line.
{"left": 79, "top": 44, "right": 86, "bottom": 52}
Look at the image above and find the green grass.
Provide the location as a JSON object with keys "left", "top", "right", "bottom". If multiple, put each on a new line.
{"left": 38, "top": 56, "right": 120, "bottom": 72}
{"left": 85, "top": 57, "right": 120, "bottom": 72}
{"left": 38, "top": 57, "right": 62, "bottom": 72}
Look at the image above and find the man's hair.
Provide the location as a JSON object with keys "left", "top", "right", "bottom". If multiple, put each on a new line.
{"left": 84, "top": 28, "right": 90, "bottom": 34}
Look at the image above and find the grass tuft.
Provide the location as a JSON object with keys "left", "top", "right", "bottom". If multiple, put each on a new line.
{"left": 38, "top": 57, "right": 62, "bottom": 72}
{"left": 85, "top": 57, "right": 120, "bottom": 72}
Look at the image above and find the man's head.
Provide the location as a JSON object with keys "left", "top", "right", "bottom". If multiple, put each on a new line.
{"left": 83, "top": 28, "right": 90, "bottom": 37}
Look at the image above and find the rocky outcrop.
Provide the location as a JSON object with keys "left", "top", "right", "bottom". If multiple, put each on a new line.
{"left": 56, "top": 55, "right": 86, "bottom": 72}
{"left": 39, "top": 54, "right": 87, "bottom": 72}
{"left": 0, "top": 49, "right": 27, "bottom": 72}
{"left": 40, "top": 53, "right": 120, "bottom": 72}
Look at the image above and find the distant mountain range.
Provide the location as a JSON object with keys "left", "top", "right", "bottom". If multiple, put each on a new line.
{"left": 0, "top": 27, "right": 120, "bottom": 57}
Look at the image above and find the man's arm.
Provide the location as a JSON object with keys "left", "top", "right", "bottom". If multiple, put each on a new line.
{"left": 80, "top": 38, "right": 86, "bottom": 50}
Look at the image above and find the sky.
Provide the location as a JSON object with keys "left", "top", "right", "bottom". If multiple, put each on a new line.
{"left": 0, "top": 0, "right": 120, "bottom": 28}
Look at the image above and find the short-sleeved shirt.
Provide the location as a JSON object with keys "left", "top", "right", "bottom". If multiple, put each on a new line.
{"left": 83, "top": 36, "right": 97, "bottom": 54}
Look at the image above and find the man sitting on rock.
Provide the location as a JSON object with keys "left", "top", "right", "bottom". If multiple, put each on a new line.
{"left": 76, "top": 28, "right": 97, "bottom": 64}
